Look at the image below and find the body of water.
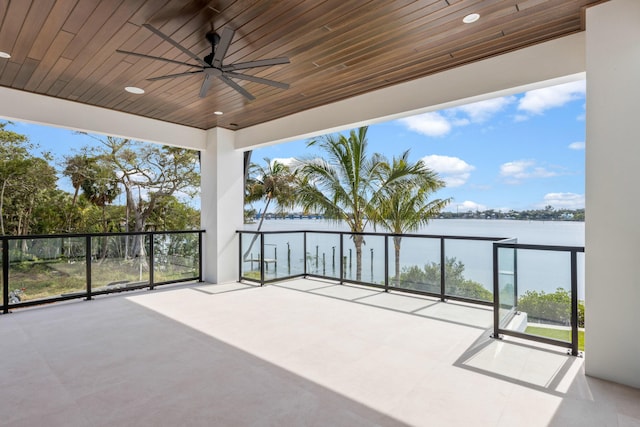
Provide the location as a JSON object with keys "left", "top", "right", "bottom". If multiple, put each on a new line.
{"left": 242, "top": 219, "right": 584, "bottom": 297}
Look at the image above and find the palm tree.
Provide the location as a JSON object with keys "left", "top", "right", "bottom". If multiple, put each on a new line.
{"left": 63, "top": 153, "right": 93, "bottom": 207}
{"left": 373, "top": 151, "right": 450, "bottom": 285}
{"left": 296, "top": 126, "right": 424, "bottom": 281}
{"left": 244, "top": 157, "right": 296, "bottom": 259}
{"left": 80, "top": 161, "right": 120, "bottom": 233}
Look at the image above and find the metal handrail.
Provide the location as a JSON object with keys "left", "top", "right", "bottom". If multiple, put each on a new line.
{"left": 236, "top": 229, "right": 507, "bottom": 306}
{"left": 493, "top": 240, "right": 584, "bottom": 356}
{"left": 1, "top": 230, "right": 205, "bottom": 314}
{"left": 238, "top": 229, "right": 585, "bottom": 355}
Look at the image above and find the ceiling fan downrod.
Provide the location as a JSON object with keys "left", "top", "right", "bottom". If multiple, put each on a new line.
{"left": 203, "top": 32, "right": 220, "bottom": 66}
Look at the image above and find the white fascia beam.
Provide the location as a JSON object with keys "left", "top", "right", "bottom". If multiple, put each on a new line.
{"left": 0, "top": 87, "right": 207, "bottom": 150}
{"left": 235, "top": 32, "right": 585, "bottom": 150}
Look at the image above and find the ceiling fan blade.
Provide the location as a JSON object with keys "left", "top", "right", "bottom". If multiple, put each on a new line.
{"left": 212, "top": 27, "right": 234, "bottom": 68}
{"left": 199, "top": 73, "right": 214, "bottom": 98}
{"left": 222, "top": 57, "right": 289, "bottom": 72}
{"left": 143, "top": 24, "right": 209, "bottom": 67}
{"left": 116, "top": 50, "right": 201, "bottom": 68}
{"left": 225, "top": 72, "right": 289, "bottom": 90}
{"left": 147, "top": 70, "right": 203, "bottom": 81}
{"left": 218, "top": 74, "right": 255, "bottom": 101}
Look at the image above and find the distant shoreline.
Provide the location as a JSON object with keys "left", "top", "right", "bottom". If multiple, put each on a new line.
{"left": 247, "top": 216, "right": 584, "bottom": 223}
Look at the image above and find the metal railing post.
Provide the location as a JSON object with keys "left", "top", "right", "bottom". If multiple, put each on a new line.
{"left": 513, "top": 241, "right": 518, "bottom": 308}
{"left": 339, "top": 233, "right": 344, "bottom": 284}
{"left": 440, "top": 237, "right": 446, "bottom": 301}
{"left": 149, "top": 233, "right": 155, "bottom": 290}
{"left": 198, "top": 231, "right": 204, "bottom": 282}
{"left": 85, "top": 235, "right": 92, "bottom": 301}
{"left": 2, "top": 237, "right": 9, "bottom": 314}
{"left": 570, "top": 250, "right": 579, "bottom": 356}
{"left": 492, "top": 242, "right": 500, "bottom": 339}
{"left": 384, "top": 236, "right": 389, "bottom": 292}
{"left": 259, "top": 233, "right": 265, "bottom": 286}
{"left": 303, "top": 232, "right": 308, "bottom": 277}
{"left": 238, "top": 232, "right": 242, "bottom": 282}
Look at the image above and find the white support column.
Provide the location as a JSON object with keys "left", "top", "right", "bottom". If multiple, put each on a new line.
{"left": 585, "top": 0, "right": 640, "bottom": 388}
{"left": 200, "top": 127, "right": 244, "bottom": 283}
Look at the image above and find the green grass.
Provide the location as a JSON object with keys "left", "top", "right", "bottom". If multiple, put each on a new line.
{"left": 525, "top": 326, "right": 584, "bottom": 351}
{"left": 6, "top": 259, "right": 196, "bottom": 302}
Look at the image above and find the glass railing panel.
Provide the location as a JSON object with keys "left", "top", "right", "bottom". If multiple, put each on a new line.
{"left": 387, "top": 235, "right": 440, "bottom": 294}
{"left": 153, "top": 232, "right": 199, "bottom": 282}
{"left": 8, "top": 237, "right": 87, "bottom": 302}
{"left": 509, "top": 249, "right": 572, "bottom": 344}
{"left": 342, "top": 233, "right": 385, "bottom": 285}
{"left": 90, "top": 235, "right": 150, "bottom": 290}
{"left": 240, "top": 232, "right": 262, "bottom": 281}
{"left": 497, "top": 244, "right": 517, "bottom": 327}
{"left": 305, "top": 231, "right": 341, "bottom": 279}
{"left": 443, "top": 239, "right": 494, "bottom": 302}
{"left": 262, "top": 232, "right": 304, "bottom": 281}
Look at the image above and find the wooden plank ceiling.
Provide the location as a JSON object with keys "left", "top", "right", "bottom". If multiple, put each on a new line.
{"left": 0, "top": 0, "right": 603, "bottom": 131}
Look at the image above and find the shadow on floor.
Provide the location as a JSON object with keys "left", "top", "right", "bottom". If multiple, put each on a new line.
{"left": 0, "top": 290, "right": 410, "bottom": 427}
{"left": 269, "top": 278, "right": 493, "bottom": 330}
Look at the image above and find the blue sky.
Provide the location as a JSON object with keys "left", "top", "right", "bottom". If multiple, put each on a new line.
{"left": 6, "top": 79, "right": 585, "bottom": 212}
{"left": 253, "top": 79, "right": 586, "bottom": 212}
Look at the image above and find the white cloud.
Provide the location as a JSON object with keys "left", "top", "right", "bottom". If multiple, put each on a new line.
{"left": 568, "top": 141, "right": 585, "bottom": 150}
{"left": 456, "top": 200, "right": 487, "bottom": 212}
{"left": 518, "top": 80, "right": 586, "bottom": 115}
{"left": 539, "top": 193, "right": 585, "bottom": 209}
{"left": 453, "top": 96, "right": 516, "bottom": 123}
{"left": 500, "top": 160, "right": 558, "bottom": 183}
{"left": 421, "top": 155, "right": 474, "bottom": 187}
{"left": 399, "top": 96, "right": 515, "bottom": 137}
{"left": 272, "top": 157, "right": 295, "bottom": 165}
{"left": 399, "top": 112, "right": 451, "bottom": 137}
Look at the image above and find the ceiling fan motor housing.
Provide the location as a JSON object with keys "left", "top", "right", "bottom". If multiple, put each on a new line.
{"left": 117, "top": 24, "right": 290, "bottom": 100}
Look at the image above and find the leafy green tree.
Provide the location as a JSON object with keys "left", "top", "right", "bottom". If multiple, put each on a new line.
{"left": 75, "top": 136, "right": 199, "bottom": 258}
{"left": 1, "top": 122, "right": 30, "bottom": 234}
{"left": 517, "top": 287, "right": 585, "bottom": 327}
{"left": 0, "top": 123, "right": 57, "bottom": 235}
{"left": 30, "top": 189, "right": 74, "bottom": 234}
{"left": 78, "top": 136, "right": 199, "bottom": 232}
{"left": 145, "top": 195, "right": 199, "bottom": 231}
{"left": 80, "top": 160, "right": 120, "bottom": 233}
{"left": 63, "top": 153, "right": 94, "bottom": 207}
{"left": 296, "top": 126, "right": 428, "bottom": 281}
{"left": 399, "top": 257, "right": 493, "bottom": 301}
{"left": 373, "top": 151, "right": 450, "bottom": 285}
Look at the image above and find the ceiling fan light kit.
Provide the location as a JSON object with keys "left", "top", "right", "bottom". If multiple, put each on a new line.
{"left": 117, "top": 24, "right": 290, "bottom": 101}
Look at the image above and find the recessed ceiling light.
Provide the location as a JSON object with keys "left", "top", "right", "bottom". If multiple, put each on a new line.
{"left": 463, "top": 13, "right": 480, "bottom": 24}
{"left": 125, "top": 86, "right": 144, "bottom": 94}
{"left": 214, "top": 111, "right": 223, "bottom": 115}
{"left": 0, "top": 51, "right": 11, "bottom": 59}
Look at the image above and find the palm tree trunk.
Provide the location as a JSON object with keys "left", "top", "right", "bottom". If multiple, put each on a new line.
{"left": 394, "top": 236, "right": 402, "bottom": 286}
{"left": 354, "top": 234, "right": 364, "bottom": 281}
{"left": 65, "top": 186, "right": 80, "bottom": 232}
{"left": 242, "top": 197, "right": 271, "bottom": 261}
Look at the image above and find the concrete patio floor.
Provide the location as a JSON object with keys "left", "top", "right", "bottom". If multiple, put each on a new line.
{"left": 1, "top": 278, "right": 639, "bottom": 426}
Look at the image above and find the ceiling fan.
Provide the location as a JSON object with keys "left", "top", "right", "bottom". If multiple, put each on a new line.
{"left": 117, "top": 24, "right": 290, "bottom": 101}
